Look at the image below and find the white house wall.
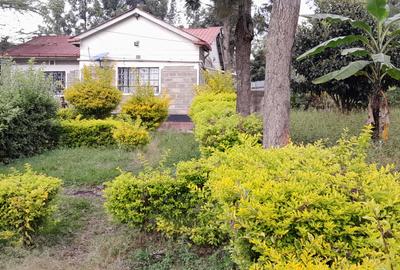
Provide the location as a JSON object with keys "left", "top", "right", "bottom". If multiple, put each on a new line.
{"left": 79, "top": 15, "right": 201, "bottom": 63}
{"left": 208, "top": 42, "right": 221, "bottom": 70}
{"left": 13, "top": 60, "right": 79, "bottom": 87}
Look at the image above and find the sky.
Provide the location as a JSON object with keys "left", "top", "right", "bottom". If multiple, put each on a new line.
{"left": 0, "top": 0, "right": 315, "bottom": 43}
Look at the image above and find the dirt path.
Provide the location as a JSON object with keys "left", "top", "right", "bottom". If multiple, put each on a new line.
{"left": 2, "top": 187, "right": 132, "bottom": 270}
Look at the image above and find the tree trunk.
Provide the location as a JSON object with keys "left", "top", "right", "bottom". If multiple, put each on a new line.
{"left": 263, "top": 0, "right": 300, "bottom": 148}
{"left": 367, "top": 89, "right": 390, "bottom": 141}
{"left": 235, "top": 0, "right": 253, "bottom": 116}
{"left": 222, "top": 17, "right": 233, "bottom": 71}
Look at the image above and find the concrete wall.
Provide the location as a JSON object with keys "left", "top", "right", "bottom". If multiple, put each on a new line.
{"left": 161, "top": 66, "right": 197, "bottom": 115}
{"left": 251, "top": 90, "right": 264, "bottom": 113}
{"left": 14, "top": 59, "right": 79, "bottom": 88}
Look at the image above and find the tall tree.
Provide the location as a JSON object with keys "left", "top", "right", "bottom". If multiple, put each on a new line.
{"left": 297, "top": 0, "right": 400, "bottom": 141}
{"left": 292, "top": 0, "right": 374, "bottom": 112}
{"left": 0, "top": 0, "right": 43, "bottom": 14}
{"left": 263, "top": 0, "right": 301, "bottom": 148}
{"left": 235, "top": 0, "right": 253, "bottom": 116}
{"left": 186, "top": 0, "right": 254, "bottom": 116}
{"left": 39, "top": 0, "right": 71, "bottom": 35}
{"left": 0, "top": 36, "right": 13, "bottom": 53}
{"left": 40, "top": 0, "right": 168, "bottom": 35}
{"left": 166, "top": 0, "right": 177, "bottom": 25}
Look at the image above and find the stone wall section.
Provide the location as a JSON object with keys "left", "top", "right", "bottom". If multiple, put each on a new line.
{"left": 161, "top": 66, "right": 197, "bottom": 115}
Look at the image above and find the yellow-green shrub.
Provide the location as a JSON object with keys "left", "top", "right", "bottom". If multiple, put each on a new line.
{"left": 0, "top": 166, "right": 61, "bottom": 245}
{"left": 195, "top": 70, "right": 236, "bottom": 94}
{"left": 56, "top": 108, "right": 80, "bottom": 120}
{"left": 121, "top": 84, "right": 169, "bottom": 130}
{"left": 104, "top": 164, "right": 228, "bottom": 246}
{"left": 206, "top": 127, "right": 400, "bottom": 269}
{"left": 60, "top": 119, "right": 149, "bottom": 148}
{"left": 64, "top": 65, "right": 122, "bottom": 119}
{"left": 190, "top": 92, "right": 262, "bottom": 156}
{"left": 112, "top": 120, "right": 150, "bottom": 149}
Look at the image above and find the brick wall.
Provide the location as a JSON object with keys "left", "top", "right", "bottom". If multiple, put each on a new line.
{"left": 161, "top": 66, "right": 197, "bottom": 115}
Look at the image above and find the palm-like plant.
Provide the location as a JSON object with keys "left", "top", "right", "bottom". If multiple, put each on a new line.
{"left": 298, "top": 0, "right": 400, "bottom": 141}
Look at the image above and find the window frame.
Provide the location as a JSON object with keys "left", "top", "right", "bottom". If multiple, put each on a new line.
{"left": 117, "top": 67, "right": 161, "bottom": 95}
{"left": 44, "top": 71, "right": 66, "bottom": 96}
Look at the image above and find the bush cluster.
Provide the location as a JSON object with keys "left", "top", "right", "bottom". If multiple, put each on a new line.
{"left": 121, "top": 84, "right": 169, "bottom": 130}
{"left": 206, "top": 127, "right": 400, "bottom": 269}
{"left": 0, "top": 166, "right": 62, "bottom": 245}
{"left": 60, "top": 119, "right": 150, "bottom": 149}
{"left": 104, "top": 164, "right": 228, "bottom": 246}
{"left": 64, "top": 65, "right": 122, "bottom": 119}
{"left": 0, "top": 61, "right": 59, "bottom": 162}
{"left": 190, "top": 72, "right": 262, "bottom": 156}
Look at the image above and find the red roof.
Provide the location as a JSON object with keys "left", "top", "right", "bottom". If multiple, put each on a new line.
{"left": 2, "top": 36, "right": 79, "bottom": 58}
{"left": 183, "top": 27, "right": 222, "bottom": 46}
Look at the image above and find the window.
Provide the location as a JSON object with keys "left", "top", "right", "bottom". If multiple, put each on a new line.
{"left": 44, "top": 71, "right": 66, "bottom": 95}
{"left": 117, "top": 67, "right": 160, "bottom": 95}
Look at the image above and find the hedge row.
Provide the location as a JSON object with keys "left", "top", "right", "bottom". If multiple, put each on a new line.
{"left": 189, "top": 75, "right": 262, "bottom": 156}
{"left": 59, "top": 119, "right": 150, "bottom": 149}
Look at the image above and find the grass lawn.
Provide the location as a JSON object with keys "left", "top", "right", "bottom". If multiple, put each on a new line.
{"left": 0, "top": 131, "right": 200, "bottom": 187}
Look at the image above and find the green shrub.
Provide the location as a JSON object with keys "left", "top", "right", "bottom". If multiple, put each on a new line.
{"left": 195, "top": 70, "right": 236, "bottom": 94}
{"left": 60, "top": 119, "right": 149, "bottom": 148}
{"left": 0, "top": 60, "right": 59, "bottom": 162}
{"left": 112, "top": 120, "right": 150, "bottom": 149}
{"left": 190, "top": 92, "right": 262, "bottom": 156}
{"left": 121, "top": 84, "right": 169, "bottom": 130}
{"left": 104, "top": 164, "right": 228, "bottom": 246}
{"left": 0, "top": 166, "right": 61, "bottom": 245}
{"left": 64, "top": 65, "right": 122, "bottom": 119}
{"left": 205, "top": 127, "right": 400, "bottom": 269}
{"left": 56, "top": 108, "right": 80, "bottom": 120}
{"left": 60, "top": 119, "right": 116, "bottom": 147}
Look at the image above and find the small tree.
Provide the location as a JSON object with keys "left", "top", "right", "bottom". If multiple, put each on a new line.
{"left": 64, "top": 65, "right": 122, "bottom": 119}
{"left": 298, "top": 0, "right": 400, "bottom": 141}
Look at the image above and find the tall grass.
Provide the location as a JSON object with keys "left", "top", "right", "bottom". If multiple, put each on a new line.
{"left": 291, "top": 108, "right": 400, "bottom": 169}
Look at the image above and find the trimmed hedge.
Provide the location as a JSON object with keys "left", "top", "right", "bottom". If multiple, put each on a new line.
{"left": 190, "top": 92, "right": 262, "bottom": 156}
{"left": 0, "top": 166, "right": 61, "bottom": 245}
{"left": 60, "top": 119, "right": 150, "bottom": 148}
{"left": 121, "top": 84, "right": 169, "bottom": 130}
{"left": 64, "top": 65, "right": 122, "bottom": 119}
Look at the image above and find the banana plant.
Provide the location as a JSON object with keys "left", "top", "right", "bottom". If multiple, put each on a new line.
{"left": 297, "top": 0, "right": 400, "bottom": 141}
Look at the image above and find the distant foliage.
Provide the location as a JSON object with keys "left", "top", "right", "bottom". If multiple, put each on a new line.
{"left": 64, "top": 65, "right": 122, "bottom": 119}
{"left": 0, "top": 60, "right": 59, "bottom": 163}
{"left": 121, "top": 84, "right": 169, "bottom": 130}
{"left": 190, "top": 72, "right": 262, "bottom": 156}
{"left": 0, "top": 166, "right": 61, "bottom": 245}
{"left": 60, "top": 119, "right": 149, "bottom": 148}
{"left": 206, "top": 127, "right": 400, "bottom": 269}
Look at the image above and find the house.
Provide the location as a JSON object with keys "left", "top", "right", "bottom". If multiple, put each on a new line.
{"left": 1, "top": 36, "right": 80, "bottom": 95}
{"left": 2, "top": 8, "right": 225, "bottom": 116}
